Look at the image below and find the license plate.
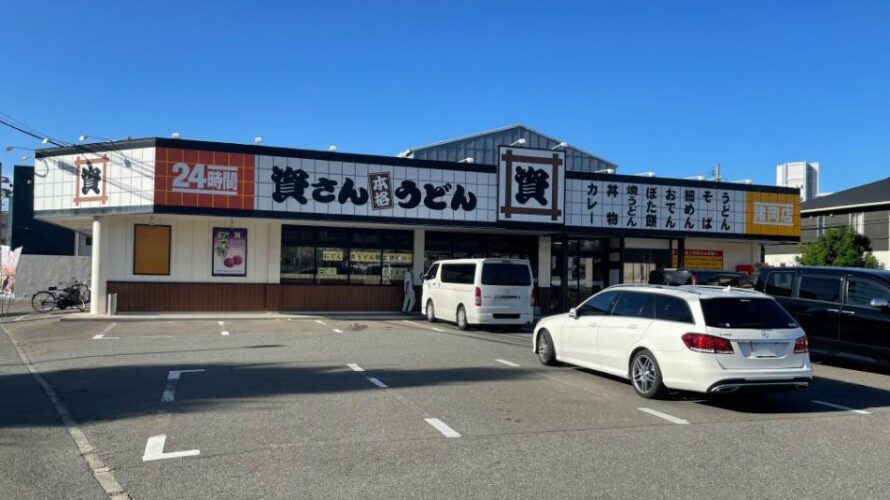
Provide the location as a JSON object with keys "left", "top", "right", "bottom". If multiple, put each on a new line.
{"left": 750, "top": 342, "right": 779, "bottom": 358}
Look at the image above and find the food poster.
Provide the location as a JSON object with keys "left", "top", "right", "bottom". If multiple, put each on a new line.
{"left": 212, "top": 228, "right": 248, "bottom": 276}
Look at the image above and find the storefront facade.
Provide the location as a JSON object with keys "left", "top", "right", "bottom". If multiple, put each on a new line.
{"left": 33, "top": 137, "right": 800, "bottom": 314}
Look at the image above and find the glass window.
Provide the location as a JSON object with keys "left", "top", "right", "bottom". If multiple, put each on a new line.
{"left": 317, "top": 247, "right": 348, "bottom": 284}
{"left": 654, "top": 295, "right": 694, "bottom": 323}
{"left": 382, "top": 250, "right": 412, "bottom": 285}
{"left": 133, "top": 224, "right": 171, "bottom": 275}
{"left": 612, "top": 292, "right": 655, "bottom": 318}
{"left": 700, "top": 298, "right": 799, "bottom": 329}
{"left": 481, "top": 263, "right": 531, "bottom": 286}
{"left": 424, "top": 263, "right": 440, "bottom": 281}
{"left": 441, "top": 264, "right": 476, "bottom": 284}
{"left": 280, "top": 246, "right": 316, "bottom": 283}
{"left": 847, "top": 278, "right": 890, "bottom": 307}
{"left": 577, "top": 291, "right": 618, "bottom": 316}
{"left": 798, "top": 275, "right": 842, "bottom": 302}
{"left": 349, "top": 249, "right": 382, "bottom": 285}
{"left": 765, "top": 271, "right": 795, "bottom": 297}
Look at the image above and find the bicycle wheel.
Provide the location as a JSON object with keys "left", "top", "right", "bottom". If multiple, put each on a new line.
{"left": 31, "top": 292, "right": 57, "bottom": 313}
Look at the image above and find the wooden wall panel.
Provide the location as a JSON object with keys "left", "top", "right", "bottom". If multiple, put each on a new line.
{"left": 107, "top": 282, "right": 404, "bottom": 312}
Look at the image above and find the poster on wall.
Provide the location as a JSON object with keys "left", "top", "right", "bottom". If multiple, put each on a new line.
{"left": 0, "top": 245, "right": 23, "bottom": 301}
{"left": 671, "top": 249, "right": 724, "bottom": 270}
{"left": 212, "top": 228, "right": 248, "bottom": 277}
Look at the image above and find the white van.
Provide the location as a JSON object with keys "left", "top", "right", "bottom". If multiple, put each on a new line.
{"left": 421, "top": 258, "right": 534, "bottom": 330}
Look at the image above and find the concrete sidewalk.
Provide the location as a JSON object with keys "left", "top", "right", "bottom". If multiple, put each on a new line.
{"left": 59, "top": 311, "right": 426, "bottom": 322}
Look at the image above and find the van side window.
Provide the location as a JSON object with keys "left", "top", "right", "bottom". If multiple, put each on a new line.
{"left": 612, "top": 292, "right": 655, "bottom": 319}
{"left": 440, "top": 264, "right": 476, "bottom": 284}
{"left": 765, "top": 271, "right": 795, "bottom": 297}
{"left": 847, "top": 278, "right": 890, "bottom": 307}
{"left": 577, "top": 291, "right": 618, "bottom": 316}
{"left": 798, "top": 275, "right": 842, "bottom": 303}
{"left": 425, "top": 263, "right": 440, "bottom": 281}
{"left": 654, "top": 295, "right": 694, "bottom": 324}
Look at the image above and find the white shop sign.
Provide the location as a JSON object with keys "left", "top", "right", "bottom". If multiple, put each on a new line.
{"left": 254, "top": 156, "right": 496, "bottom": 223}
{"left": 497, "top": 146, "right": 566, "bottom": 224}
{"left": 566, "top": 179, "right": 748, "bottom": 234}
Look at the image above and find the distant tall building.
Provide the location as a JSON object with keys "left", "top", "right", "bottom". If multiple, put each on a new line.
{"left": 776, "top": 161, "right": 819, "bottom": 201}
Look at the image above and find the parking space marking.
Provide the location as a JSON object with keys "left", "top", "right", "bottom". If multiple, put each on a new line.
{"left": 92, "top": 323, "right": 119, "bottom": 340}
{"left": 812, "top": 400, "right": 871, "bottom": 415}
{"left": 143, "top": 369, "right": 205, "bottom": 462}
{"left": 143, "top": 435, "right": 201, "bottom": 462}
{"left": 333, "top": 328, "right": 344, "bottom": 333}
{"left": 314, "top": 320, "right": 327, "bottom": 326}
{"left": 638, "top": 407, "right": 690, "bottom": 425}
{"left": 367, "top": 377, "right": 388, "bottom": 388}
{"left": 221, "top": 331, "right": 230, "bottom": 336}
{"left": 217, "top": 321, "right": 224, "bottom": 326}
{"left": 2, "top": 323, "right": 130, "bottom": 498}
{"left": 347, "top": 363, "right": 365, "bottom": 372}
{"left": 432, "top": 327, "right": 445, "bottom": 332}
{"left": 424, "top": 418, "right": 461, "bottom": 438}
{"left": 495, "top": 358, "right": 520, "bottom": 367}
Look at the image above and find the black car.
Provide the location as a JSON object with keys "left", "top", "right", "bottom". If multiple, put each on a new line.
{"left": 659, "top": 269, "right": 754, "bottom": 288}
{"left": 755, "top": 266, "right": 890, "bottom": 366}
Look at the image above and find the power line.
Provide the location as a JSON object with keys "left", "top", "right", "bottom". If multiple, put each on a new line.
{"left": 0, "top": 117, "right": 66, "bottom": 147}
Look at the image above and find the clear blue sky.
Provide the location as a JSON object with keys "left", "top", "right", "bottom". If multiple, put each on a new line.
{"left": 1, "top": 0, "right": 888, "bottom": 194}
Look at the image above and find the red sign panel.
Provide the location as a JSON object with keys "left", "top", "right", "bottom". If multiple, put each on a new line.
{"left": 155, "top": 148, "right": 255, "bottom": 209}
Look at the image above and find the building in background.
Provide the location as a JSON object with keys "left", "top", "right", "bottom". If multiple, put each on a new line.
{"left": 776, "top": 161, "right": 820, "bottom": 201}
{"left": 33, "top": 128, "right": 799, "bottom": 315}
{"left": 765, "top": 176, "right": 890, "bottom": 268}
{"left": 12, "top": 165, "right": 90, "bottom": 256}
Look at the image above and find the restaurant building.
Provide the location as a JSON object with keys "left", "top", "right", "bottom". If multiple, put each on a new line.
{"left": 33, "top": 125, "right": 800, "bottom": 314}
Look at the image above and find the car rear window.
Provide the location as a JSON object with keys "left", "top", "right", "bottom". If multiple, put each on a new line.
{"left": 700, "top": 298, "right": 799, "bottom": 329}
{"left": 481, "top": 263, "right": 531, "bottom": 286}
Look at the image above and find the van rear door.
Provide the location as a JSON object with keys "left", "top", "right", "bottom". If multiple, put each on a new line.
{"left": 479, "top": 261, "right": 533, "bottom": 315}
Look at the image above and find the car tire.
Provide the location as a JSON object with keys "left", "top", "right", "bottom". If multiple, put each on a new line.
{"left": 536, "top": 330, "right": 557, "bottom": 366}
{"left": 630, "top": 349, "right": 666, "bottom": 399}
{"left": 456, "top": 305, "right": 469, "bottom": 330}
{"left": 426, "top": 301, "right": 436, "bottom": 323}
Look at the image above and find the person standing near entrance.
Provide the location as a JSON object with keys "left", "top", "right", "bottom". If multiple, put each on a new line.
{"left": 648, "top": 263, "right": 666, "bottom": 285}
{"left": 402, "top": 268, "right": 416, "bottom": 314}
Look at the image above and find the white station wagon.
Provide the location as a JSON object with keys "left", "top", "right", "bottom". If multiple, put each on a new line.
{"left": 533, "top": 285, "right": 813, "bottom": 398}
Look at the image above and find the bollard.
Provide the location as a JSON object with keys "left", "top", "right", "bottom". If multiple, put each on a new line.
{"left": 106, "top": 293, "right": 118, "bottom": 316}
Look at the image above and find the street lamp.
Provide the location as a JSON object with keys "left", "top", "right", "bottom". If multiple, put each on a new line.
{"left": 633, "top": 171, "right": 656, "bottom": 177}
{"left": 551, "top": 141, "right": 568, "bottom": 150}
{"left": 510, "top": 138, "right": 527, "bottom": 147}
{"left": 594, "top": 168, "right": 615, "bottom": 174}
{"left": 731, "top": 179, "right": 753, "bottom": 184}
{"left": 458, "top": 157, "right": 474, "bottom": 163}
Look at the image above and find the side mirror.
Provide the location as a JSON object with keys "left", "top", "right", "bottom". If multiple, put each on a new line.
{"left": 568, "top": 307, "right": 578, "bottom": 319}
{"left": 870, "top": 298, "right": 890, "bottom": 309}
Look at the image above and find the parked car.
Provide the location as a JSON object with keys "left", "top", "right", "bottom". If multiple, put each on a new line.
{"left": 533, "top": 284, "right": 812, "bottom": 398}
{"left": 755, "top": 266, "right": 890, "bottom": 366}
{"left": 421, "top": 258, "right": 534, "bottom": 330}
{"left": 660, "top": 269, "right": 754, "bottom": 288}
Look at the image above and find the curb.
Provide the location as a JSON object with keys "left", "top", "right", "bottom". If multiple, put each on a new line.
{"left": 60, "top": 312, "right": 426, "bottom": 322}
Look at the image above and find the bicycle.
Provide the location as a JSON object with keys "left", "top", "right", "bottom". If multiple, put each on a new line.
{"left": 31, "top": 279, "right": 91, "bottom": 313}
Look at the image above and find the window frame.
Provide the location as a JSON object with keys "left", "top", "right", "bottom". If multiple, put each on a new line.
{"left": 133, "top": 224, "right": 172, "bottom": 276}
{"left": 796, "top": 273, "right": 843, "bottom": 304}
{"left": 576, "top": 290, "right": 619, "bottom": 317}
{"left": 611, "top": 292, "right": 655, "bottom": 319}
{"left": 653, "top": 294, "right": 695, "bottom": 324}
{"left": 764, "top": 270, "right": 796, "bottom": 297}
{"left": 845, "top": 276, "right": 890, "bottom": 309}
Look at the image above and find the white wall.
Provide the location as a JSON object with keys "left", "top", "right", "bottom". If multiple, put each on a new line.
{"left": 767, "top": 250, "right": 890, "bottom": 269}
{"left": 102, "top": 215, "right": 281, "bottom": 283}
{"left": 14, "top": 255, "right": 91, "bottom": 298}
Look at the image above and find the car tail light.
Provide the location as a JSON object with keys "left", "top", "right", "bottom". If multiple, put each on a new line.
{"left": 681, "top": 333, "right": 734, "bottom": 354}
{"left": 474, "top": 286, "right": 481, "bottom": 307}
{"left": 794, "top": 335, "right": 808, "bottom": 353}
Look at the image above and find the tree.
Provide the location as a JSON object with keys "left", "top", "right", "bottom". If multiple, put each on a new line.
{"left": 797, "top": 226, "right": 880, "bottom": 268}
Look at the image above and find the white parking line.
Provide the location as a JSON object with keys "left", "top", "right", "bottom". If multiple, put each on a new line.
{"left": 425, "top": 418, "right": 461, "bottom": 438}
{"left": 333, "top": 328, "right": 344, "bottom": 333}
{"left": 432, "top": 327, "right": 444, "bottom": 332}
{"left": 495, "top": 358, "right": 520, "bottom": 367}
{"left": 217, "top": 321, "right": 224, "bottom": 326}
{"left": 91, "top": 333, "right": 120, "bottom": 340}
{"left": 367, "top": 377, "right": 388, "bottom": 388}
{"left": 314, "top": 320, "right": 327, "bottom": 326}
{"left": 143, "top": 369, "right": 205, "bottom": 462}
{"left": 143, "top": 435, "right": 200, "bottom": 462}
{"left": 812, "top": 400, "right": 871, "bottom": 415}
{"left": 221, "top": 331, "right": 230, "bottom": 336}
{"left": 160, "top": 369, "right": 205, "bottom": 404}
{"left": 638, "top": 407, "right": 689, "bottom": 425}
{"left": 347, "top": 363, "right": 364, "bottom": 372}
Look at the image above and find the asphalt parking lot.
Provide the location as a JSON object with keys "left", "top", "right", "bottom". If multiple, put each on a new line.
{"left": 2, "top": 315, "right": 890, "bottom": 500}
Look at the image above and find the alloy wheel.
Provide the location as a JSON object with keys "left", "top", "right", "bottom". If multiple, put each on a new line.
{"left": 632, "top": 354, "right": 656, "bottom": 394}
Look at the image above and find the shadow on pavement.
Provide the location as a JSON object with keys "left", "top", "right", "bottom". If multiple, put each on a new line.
{"left": 0, "top": 363, "right": 533, "bottom": 429}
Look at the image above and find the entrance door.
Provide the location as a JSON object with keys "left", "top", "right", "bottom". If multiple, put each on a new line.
{"left": 551, "top": 238, "right": 609, "bottom": 312}
{"left": 621, "top": 249, "right": 670, "bottom": 284}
